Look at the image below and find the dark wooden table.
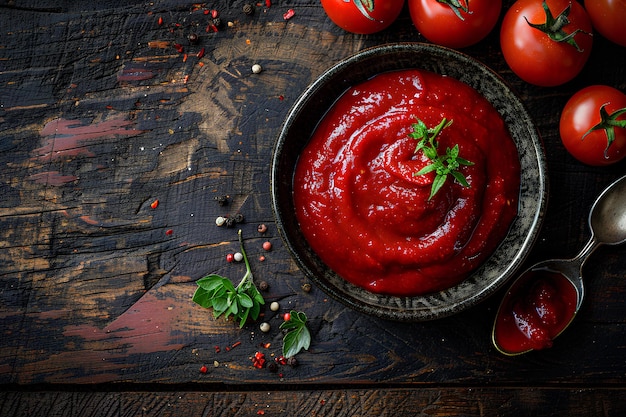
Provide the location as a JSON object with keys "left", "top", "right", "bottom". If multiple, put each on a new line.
{"left": 1, "top": 1, "right": 625, "bottom": 415}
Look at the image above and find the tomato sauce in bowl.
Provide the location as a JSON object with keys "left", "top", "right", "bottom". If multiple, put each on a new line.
{"left": 293, "top": 69, "right": 520, "bottom": 296}
{"left": 271, "top": 43, "right": 546, "bottom": 321}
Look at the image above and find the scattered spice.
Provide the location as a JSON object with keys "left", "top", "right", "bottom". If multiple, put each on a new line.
{"left": 243, "top": 3, "right": 254, "bottom": 15}
{"left": 257, "top": 223, "right": 268, "bottom": 233}
{"left": 199, "top": 365, "right": 208, "bottom": 373}
{"left": 265, "top": 0, "right": 271, "bottom": 8}
{"left": 259, "top": 322, "right": 270, "bottom": 333}
{"left": 234, "top": 252, "right": 243, "bottom": 262}
{"left": 262, "top": 241, "right": 272, "bottom": 251}
{"left": 197, "top": 47, "right": 205, "bottom": 59}
{"left": 270, "top": 301, "right": 279, "bottom": 312}
{"left": 252, "top": 351, "right": 266, "bottom": 369}
{"left": 150, "top": 199, "right": 159, "bottom": 209}
{"left": 211, "top": 9, "right": 219, "bottom": 18}
{"left": 216, "top": 216, "right": 226, "bottom": 226}
{"left": 157, "top": 16, "right": 163, "bottom": 26}
{"left": 258, "top": 280, "right": 269, "bottom": 291}
{"left": 214, "top": 345, "right": 221, "bottom": 353}
{"left": 283, "top": 9, "right": 295, "bottom": 20}
{"left": 174, "top": 43, "right": 184, "bottom": 53}
{"left": 259, "top": 255, "right": 266, "bottom": 262}
{"left": 182, "top": 53, "right": 188, "bottom": 62}
{"left": 215, "top": 195, "right": 230, "bottom": 206}
{"left": 252, "top": 63, "right": 263, "bottom": 74}
{"left": 231, "top": 341, "right": 242, "bottom": 349}
{"left": 301, "top": 283, "right": 312, "bottom": 292}
{"left": 187, "top": 33, "right": 199, "bottom": 45}
{"left": 226, "top": 253, "right": 235, "bottom": 263}
{"left": 165, "top": 229, "right": 174, "bottom": 236}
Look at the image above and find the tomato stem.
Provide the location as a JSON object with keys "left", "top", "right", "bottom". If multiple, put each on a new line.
{"left": 524, "top": 0, "right": 591, "bottom": 52}
{"left": 436, "top": 0, "right": 470, "bottom": 21}
{"left": 582, "top": 105, "right": 626, "bottom": 159}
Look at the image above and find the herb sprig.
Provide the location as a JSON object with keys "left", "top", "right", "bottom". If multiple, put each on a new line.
{"left": 192, "top": 229, "right": 265, "bottom": 328}
{"left": 280, "top": 310, "right": 311, "bottom": 358}
{"left": 410, "top": 117, "right": 474, "bottom": 200}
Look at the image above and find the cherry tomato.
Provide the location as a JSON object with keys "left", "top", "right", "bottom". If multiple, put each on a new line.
{"left": 584, "top": 0, "right": 626, "bottom": 47}
{"left": 408, "top": 0, "right": 501, "bottom": 49}
{"left": 320, "top": 0, "right": 404, "bottom": 34}
{"left": 500, "top": 0, "right": 593, "bottom": 86}
{"left": 559, "top": 85, "right": 626, "bottom": 166}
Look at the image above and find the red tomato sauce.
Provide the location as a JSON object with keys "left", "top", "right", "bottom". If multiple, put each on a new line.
{"left": 493, "top": 269, "right": 577, "bottom": 354}
{"left": 293, "top": 69, "right": 520, "bottom": 296}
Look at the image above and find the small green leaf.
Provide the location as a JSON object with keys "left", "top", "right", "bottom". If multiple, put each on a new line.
{"left": 409, "top": 116, "right": 473, "bottom": 200}
{"left": 238, "top": 293, "right": 253, "bottom": 308}
{"left": 191, "top": 287, "right": 212, "bottom": 309}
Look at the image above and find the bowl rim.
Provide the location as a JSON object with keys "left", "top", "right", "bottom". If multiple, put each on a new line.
{"left": 270, "top": 42, "right": 548, "bottom": 321}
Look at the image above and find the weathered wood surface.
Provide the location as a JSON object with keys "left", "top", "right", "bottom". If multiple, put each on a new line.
{"left": 1, "top": 0, "right": 625, "bottom": 415}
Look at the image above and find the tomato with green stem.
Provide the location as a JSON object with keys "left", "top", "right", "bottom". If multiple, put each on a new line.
{"left": 559, "top": 85, "right": 626, "bottom": 166}
{"left": 321, "top": 0, "right": 405, "bottom": 34}
{"left": 408, "top": 0, "right": 501, "bottom": 48}
{"left": 584, "top": 0, "right": 626, "bottom": 47}
{"left": 500, "top": 0, "right": 593, "bottom": 87}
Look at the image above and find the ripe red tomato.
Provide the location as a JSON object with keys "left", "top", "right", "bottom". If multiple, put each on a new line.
{"left": 500, "top": 0, "right": 593, "bottom": 87}
{"left": 320, "top": 0, "right": 404, "bottom": 34}
{"left": 584, "top": 0, "right": 626, "bottom": 47}
{"left": 408, "top": 0, "right": 501, "bottom": 48}
{"left": 559, "top": 85, "right": 626, "bottom": 166}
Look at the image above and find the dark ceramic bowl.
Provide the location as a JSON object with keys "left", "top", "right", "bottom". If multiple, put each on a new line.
{"left": 270, "top": 43, "right": 547, "bottom": 321}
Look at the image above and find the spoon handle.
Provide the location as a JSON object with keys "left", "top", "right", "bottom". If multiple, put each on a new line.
{"left": 571, "top": 236, "right": 601, "bottom": 276}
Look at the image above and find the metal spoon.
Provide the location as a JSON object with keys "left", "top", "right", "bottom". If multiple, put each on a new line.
{"left": 492, "top": 174, "right": 626, "bottom": 356}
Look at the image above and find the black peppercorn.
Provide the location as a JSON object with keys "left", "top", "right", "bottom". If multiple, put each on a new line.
{"left": 225, "top": 217, "right": 236, "bottom": 228}
{"left": 258, "top": 281, "right": 269, "bottom": 291}
{"left": 267, "top": 362, "right": 278, "bottom": 373}
{"left": 215, "top": 195, "right": 229, "bottom": 206}
{"left": 233, "top": 213, "right": 245, "bottom": 223}
{"left": 243, "top": 3, "right": 254, "bottom": 15}
{"left": 287, "top": 357, "right": 298, "bottom": 367}
{"left": 187, "top": 33, "right": 199, "bottom": 45}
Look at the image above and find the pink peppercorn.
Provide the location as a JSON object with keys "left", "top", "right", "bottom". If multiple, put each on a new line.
{"left": 262, "top": 241, "right": 272, "bottom": 251}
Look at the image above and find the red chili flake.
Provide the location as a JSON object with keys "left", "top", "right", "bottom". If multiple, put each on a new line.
{"left": 174, "top": 43, "right": 184, "bottom": 53}
{"left": 211, "top": 9, "right": 219, "bottom": 18}
{"left": 231, "top": 341, "right": 242, "bottom": 349}
{"left": 199, "top": 365, "right": 208, "bottom": 373}
{"left": 258, "top": 255, "right": 266, "bottom": 262}
{"left": 252, "top": 351, "right": 266, "bottom": 369}
{"left": 275, "top": 355, "right": 287, "bottom": 365}
{"left": 182, "top": 53, "right": 188, "bottom": 62}
{"left": 165, "top": 229, "right": 173, "bottom": 236}
{"left": 283, "top": 9, "right": 295, "bottom": 20}
{"left": 150, "top": 200, "right": 159, "bottom": 209}
{"left": 265, "top": 0, "right": 271, "bottom": 7}
{"left": 260, "top": 342, "right": 271, "bottom": 349}
{"left": 278, "top": 95, "right": 284, "bottom": 101}
{"left": 157, "top": 16, "right": 163, "bottom": 26}
{"left": 203, "top": 10, "right": 209, "bottom": 15}
{"left": 183, "top": 74, "right": 189, "bottom": 84}
{"left": 214, "top": 345, "right": 221, "bottom": 353}
{"left": 206, "top": 23, "right": 218, "bottom": 32}
{"left": 320, "top": 399, "right": 326, "bottom": 405}
{"left": 197, "top": 48, "right": 205, "bottom": 59}
{"left": 257, "top": 411, "right": 265, "bottom": 415}
{"left": 225, "top": 346, "right": 231, "bottom": 351}
{"left": 198, "top": 62, "right": 205, "bottom": 68}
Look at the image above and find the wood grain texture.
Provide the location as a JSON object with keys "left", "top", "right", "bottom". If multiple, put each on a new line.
{"left": 1, "top": 388, "right": 626, "bottom": 417}
{"left": 1, "top": 0, "right": 625, "bottom": 414}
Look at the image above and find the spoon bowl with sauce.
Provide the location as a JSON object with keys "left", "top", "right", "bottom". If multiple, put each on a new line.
{"left": 492, "top": 174, "right": 626, "bottom": 355}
